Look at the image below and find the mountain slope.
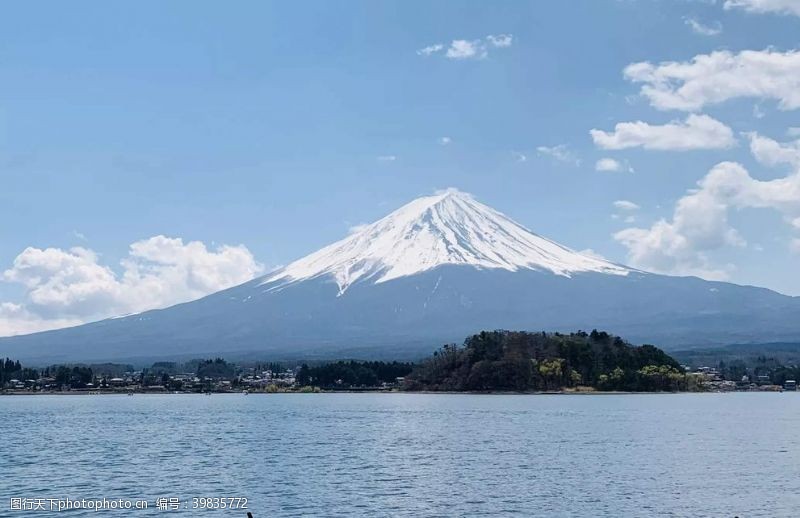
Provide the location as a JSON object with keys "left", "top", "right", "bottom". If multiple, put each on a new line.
{"left": 1, "top": 189, "right": 799, "bottom": 363}
{"left": 264, "top": 189, "right": 629, "bottom": 294}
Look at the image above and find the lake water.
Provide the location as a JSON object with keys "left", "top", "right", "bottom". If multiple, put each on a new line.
{"left": 2, "top": 393, "right": 799, "bottom": 517}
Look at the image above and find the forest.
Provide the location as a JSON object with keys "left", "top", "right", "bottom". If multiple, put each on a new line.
{"left": 0, "top": 358, "right": 38, "bottom": 386}
{"left": 404, "top": 330, "right": 687, "bottom": 392}
{"left": 296, "top": 361, "right": 414, "bottom": 388}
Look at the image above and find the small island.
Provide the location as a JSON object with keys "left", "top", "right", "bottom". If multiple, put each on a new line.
{"left": 403, "top": 330, "right": 688, "bottom": 392}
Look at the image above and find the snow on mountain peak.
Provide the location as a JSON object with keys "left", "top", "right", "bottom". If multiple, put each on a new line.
{"left": 263, "top": 188, "right": 630, "bottom": 294}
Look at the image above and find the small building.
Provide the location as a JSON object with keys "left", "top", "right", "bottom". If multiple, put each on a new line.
{"left": 785, "top": 380, "right": 797, "bottom": 391}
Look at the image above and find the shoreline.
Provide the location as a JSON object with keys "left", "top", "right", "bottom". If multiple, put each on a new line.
{"left": 0, "top": 389, "right": 768, "bottom": 396}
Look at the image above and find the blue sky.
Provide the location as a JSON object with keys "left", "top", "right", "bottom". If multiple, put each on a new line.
{"left": 1, "top": 0, "right": 800, "bottom": 335}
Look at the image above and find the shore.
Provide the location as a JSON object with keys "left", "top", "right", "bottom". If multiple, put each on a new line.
{"left": 2, "top": 388, "right": 769, "bottom": 396}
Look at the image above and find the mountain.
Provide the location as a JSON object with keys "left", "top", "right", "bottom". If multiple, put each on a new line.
{"left": 264, "top": 188, "right": 630, "bottom": 294}
{"left": 2, "top": 189, "right": 799, "bottom": 363}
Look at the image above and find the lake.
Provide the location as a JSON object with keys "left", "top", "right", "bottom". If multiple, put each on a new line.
{"left": 2, "top": 393, "right": 799, "bottom": 517}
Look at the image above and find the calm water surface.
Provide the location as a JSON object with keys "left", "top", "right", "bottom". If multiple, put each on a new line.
{"left": 2, "top": 393, "right": 799, "bottom": 517}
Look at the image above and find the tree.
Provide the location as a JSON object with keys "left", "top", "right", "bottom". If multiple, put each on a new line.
{"left": 405, "top": 330, "right": 687, "bottom": 393}
{"left": 538, "top": 358, "right": 565, "bottom": 390}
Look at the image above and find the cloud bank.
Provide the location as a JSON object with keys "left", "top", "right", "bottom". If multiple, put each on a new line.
{"left": 591, "top": 114, "right": 736, "bottom": 151}
{"left": 614, "top": 133, "right": 800, "bottom": 279}
{"left": 0, "top": 236, "right": 264, "bottom": 336}
{"left": 624, "top": 49, "right": 800, "bottom": 111}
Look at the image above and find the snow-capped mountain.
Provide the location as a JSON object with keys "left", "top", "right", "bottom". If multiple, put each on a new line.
{"left": 265, "top": 189, "right": 629, "bottom": 295}
{"left": 2, "top": 189, "right": 799, "bottom": 363}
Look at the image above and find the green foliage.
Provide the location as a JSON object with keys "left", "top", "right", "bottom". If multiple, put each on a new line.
{"left": 295, "top": 361, "right": 413, "bottom": 388}
{"left": 196, "top": 358, "right": 235, "bottom": 379}
{"left": 1, "top": 358, "right": 27, "bottom": 385}
{"left": 675, "top": 344, "right": 800, "bottom": 384}
{"left": 88, "top": 363, "right": 134, "bottom": 377}
{"left": 405, "top": 330, "right": 685, "bottom": 392}
{"left": 52, "top": 365, "right": 93, "bottom": 388}
{"left": 635, "top": 365, "right": 687, "bottom": 392}
{"left": 149, "top": 362, "right": 178, "bottom": 375}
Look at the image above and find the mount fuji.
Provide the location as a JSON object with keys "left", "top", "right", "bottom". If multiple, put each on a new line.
{"left": 264, "top": 188, "right": 631, "bottom": 294}
{"left": 3, "top": 189, "right": 799, "bottom": 363}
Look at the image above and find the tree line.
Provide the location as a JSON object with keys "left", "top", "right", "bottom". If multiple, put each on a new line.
{"left": 1, "top": 359, "right": 95, "bottom": 388}
{"left": 4, "top": 329, "right": 688, "bottom": 393}
{"left": 403, "top": 330, "right": 687, "bottom": 392}
{"left": 1, "top": 358, "right": 39, "bottom": 386}
{"left": 296, "top": 361, "right": 414, "bottom": 388}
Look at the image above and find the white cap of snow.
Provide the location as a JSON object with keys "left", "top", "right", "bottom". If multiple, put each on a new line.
{"left": 263, "top": 188, "right": 629, "bottom": 294}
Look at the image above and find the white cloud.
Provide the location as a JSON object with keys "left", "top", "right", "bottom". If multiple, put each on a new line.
{"left": 624, "top": 49, "right": 800, "bottom": 111}
{"left": 0, "top": 302, "right": 81, "bottom": 337}
{"left": 590, "top": 114, "right": 735, "bottom": 151}
{"left": 747, "top": 132, "right": 800, "bottom": 167}
{"left": 417, "top": 44, "right": 444, "bottom": 56}
{"left": 614, "top": 200, "right": 641, "bottom": 211}
{"left": 486, "top": 34, "right": 513, "bottom": 47}
{"left": 439, "top": 136, "right": 452, "bottom": 145}
{"left": 615, "top": 133, "right": 800, "bottom": 279}
{"left": 792, "top": 238, "right": 800, "bottom": 254}
{"left": 418, "top": 34, "right": 512, "bottom": 60}
{"left": 684, "top": 17, "right": 723, "bottom": 35}
{"left": 596, "top": 158, "right": 622, "bottom": 171}
{"left": 787, "top": 127, "right": 800, "bottom": 137}
{"left": 446, "top": 39, "right": 487, "bottom": 60}
{"left": 595, "top": 157, "right": 634, "bottom": 172}
{"left": 724, "top": 0, "right": 800, "bottom": 16}
{"left": 513, "top": 151, "right": 528, "bottom": 163}
{"left": 614, "top": 184, "right": 744, "bottom": 280}
{"left": 377, "top": 155, "right": 397, "bottom": 162}
{"left": 0, "top": 236, "right": 264, "bottom": 336}
{"left": 536, "top": 145, "right": 581, "bottom": 166}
